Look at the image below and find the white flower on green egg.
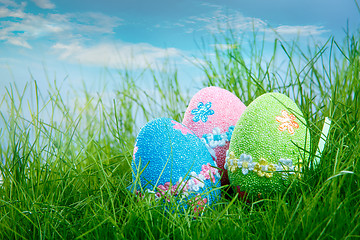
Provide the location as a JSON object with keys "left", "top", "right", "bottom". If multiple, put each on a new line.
{"left": 238, "top": 153, "right": 254, "bottom": 175}
{"left": 278, "top": 158, "right": 296, "bottom": 179}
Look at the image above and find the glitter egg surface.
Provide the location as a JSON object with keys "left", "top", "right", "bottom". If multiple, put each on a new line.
{"left": 182, "top": 86, "right": 246, "bottom": 186}
{"left": 131, "top": 117, "right": 221, "bottom": 210}
{"left": 227, "top": 92, "right": 311, "bottom": 198}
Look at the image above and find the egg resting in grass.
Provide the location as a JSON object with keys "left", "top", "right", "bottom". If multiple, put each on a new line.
{"left": 131, "top": 117, "right": 221, "bottom": 212}
{"left": 226, "top": 92, "right": 311, "bottom": 198}
{"left": 182, "top": 86, "right": 246, "bottom": 186}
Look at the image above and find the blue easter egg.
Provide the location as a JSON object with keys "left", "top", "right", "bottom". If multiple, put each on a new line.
{"left": 131, "top": 117, "right": 221, "bottom": 212}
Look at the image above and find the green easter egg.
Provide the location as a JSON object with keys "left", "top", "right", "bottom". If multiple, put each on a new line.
{"left": 227, "top": 92, "right": 310, "bottom": 198}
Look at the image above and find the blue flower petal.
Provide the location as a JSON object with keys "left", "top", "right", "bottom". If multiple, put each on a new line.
{"left": 201, "top": 114, "right": 208, "bottom": 123}
{"left": 204, "top": 102, "right": 212, "bottom": 109}
{"left": 191, "top": 101, "right": 215, "bottom": 123}
{"left": 191, "top": 109, "right": 199, "bottom": 115}
{"left": 207, "top": 109, "right": 215, "bottom": 116}
{"left": 193, "top": 115, "right": 200, "bottom": 122}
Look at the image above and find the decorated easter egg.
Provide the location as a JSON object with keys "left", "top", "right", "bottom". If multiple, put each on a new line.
{"left": 226, "top": 92, "right": 311, "bottom": 198}
{"left": 182, "top": 86, "right": 246, "bottom": 186}
{"left": 131, "top": 117, "right": 221, "bottom": 212}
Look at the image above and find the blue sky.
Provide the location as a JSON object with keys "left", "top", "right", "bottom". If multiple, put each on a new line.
{"left": 0, "top": 0, "right": 359, "bottom": 97}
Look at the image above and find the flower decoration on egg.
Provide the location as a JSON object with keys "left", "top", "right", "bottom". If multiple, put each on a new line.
{"left": 147, "top": 163, "right": 220, "bottom": 206}
{"left": 225, "top": 151, "right": 238, "bottom": 173}
{"left": 191, "top": 102, "right": 214, "bottom": 123}
{"left": 201, "top": 126, "right": 234, "bottom": 149}
{"left": 238, "top": 153, "right": 254, "bottom": 175}
{"left": 276, "top": 110, "right": 299, "bottom": 134}
{"left": 200, "top": 163, "right": 219, "bottom": 183}
{"left": 191, "top": 196, "right": 208, "bottom": 213}
{"left": 225, "top": 150, "right": 301, "bottom": 179}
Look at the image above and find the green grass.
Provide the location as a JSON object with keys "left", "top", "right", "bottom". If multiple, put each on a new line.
{"left": 1, "top": 27, "right": 360, "bottom": 239}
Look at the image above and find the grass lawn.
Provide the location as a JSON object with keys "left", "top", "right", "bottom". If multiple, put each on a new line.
{"left": 0, "top": 29, "right": 359, "bottom": 239}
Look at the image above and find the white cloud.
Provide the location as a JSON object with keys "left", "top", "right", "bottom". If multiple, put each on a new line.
{"left": 174, "top": 7, "right": 267, "bottom": 34}
{"left": 170, "top": 4, "right": 327, "bottom": 38}
{"left": 6, "top": 36, "right": 31, "bottom": 48}
{"left": 31, "top": 0, "right": 55, "bottom": 9}
{"left": 70, "top": 12, "right": 123, "bottom": 34}
{"left": 205, "top": 12, "right": 267, "bottom": 33}
{"left": 0, "top": 4, "right": 123, "bottom": 48}
{"left": 268, "top": 25, "right": 329, "bottom": 36}
{"left": 0, "top": 6, "right": 25, "bottom": 18}
{"left": 0, "top": 11, "right": 69, "bottom": 48}
{"left": 0, "top": 0, "right": 22, "bottom": 7}
{"left": 52, "top": 41, "right": 182, "bottom": 69}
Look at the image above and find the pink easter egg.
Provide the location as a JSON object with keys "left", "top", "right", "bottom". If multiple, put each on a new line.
{"left": 182, "top": 86, "right": 246, "bottom": 185}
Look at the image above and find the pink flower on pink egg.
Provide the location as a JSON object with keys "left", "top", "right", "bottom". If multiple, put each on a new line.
{"left": 171, "top": 120, "right": 194, "bottom": 135}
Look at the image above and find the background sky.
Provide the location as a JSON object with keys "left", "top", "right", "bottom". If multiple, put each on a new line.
{"left": 0, "top": 0, "right": 359, "bottom": 99}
